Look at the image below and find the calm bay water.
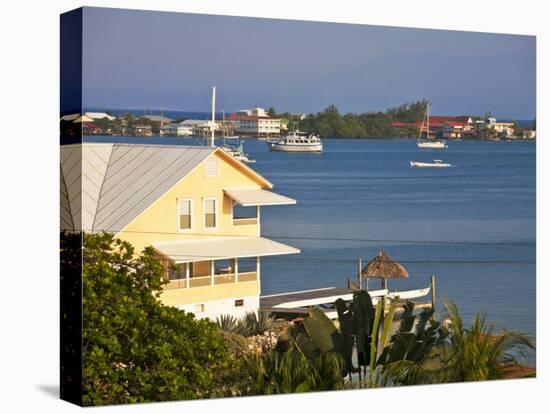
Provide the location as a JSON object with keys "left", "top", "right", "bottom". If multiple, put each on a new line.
{"left": 85, "top": 136, "right": 536, "bottom": 343}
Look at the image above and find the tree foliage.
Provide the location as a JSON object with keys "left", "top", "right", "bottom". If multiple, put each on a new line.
{"left": 296, "top": 100, "right": 428, "bottom": 138}
{"left": 81, "top": 233, "right": 234, "bottom": 405}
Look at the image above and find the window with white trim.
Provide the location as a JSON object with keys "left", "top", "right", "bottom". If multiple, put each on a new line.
{"left": 204, "top": 197, "right": 217, "bottom": 228}
{"left": 178, "top": 198, "right": 193, "bottom": 231}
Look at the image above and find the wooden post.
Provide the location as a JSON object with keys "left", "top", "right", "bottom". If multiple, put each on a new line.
{"left": 185, "top": 262, "right": 190, "bottom": 288}
{"left": 431, "top": 274, "right": 436, "bottom": 311}
{"left": 358, "top": 258, "right": 362, "bottom": 290}
{"left": 234, "top": 258, "right": 239, "bottom": 283}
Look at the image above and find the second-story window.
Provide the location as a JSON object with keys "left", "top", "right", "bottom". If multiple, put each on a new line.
{"left": 178, "top": 199, "right": 193, "bottom": 231}
{"left": 204, "top": 197, "right": 217, "bottom": 228}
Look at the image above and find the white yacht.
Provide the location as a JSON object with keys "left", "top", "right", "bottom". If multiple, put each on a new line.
{"left": 417, "top": 102, "right": 448, "bottom": 149}
{"left": 269, "top": 131, "right": 323, "bottom": 152}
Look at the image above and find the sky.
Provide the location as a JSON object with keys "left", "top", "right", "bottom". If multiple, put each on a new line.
{"left": 79, "top": 7, "right": 536, "bottom": 119}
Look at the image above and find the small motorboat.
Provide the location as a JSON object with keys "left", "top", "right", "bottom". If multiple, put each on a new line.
{"left": 410, "top": 159, "right": 451, "bottom": 168}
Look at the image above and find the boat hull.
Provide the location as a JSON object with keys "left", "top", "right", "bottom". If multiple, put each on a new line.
{"left": 269, "top": 142, "right": 323, "bottom": 152}
{"left": 410, "top": 161, "right": 451, "bottom": 168}
{"left": 417, "top": 141, "right": 448, "bottom": 149}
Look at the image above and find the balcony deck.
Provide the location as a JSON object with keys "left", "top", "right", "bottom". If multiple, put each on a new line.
{"left": 165, "top": 271, "right": 257, "bottom": 290}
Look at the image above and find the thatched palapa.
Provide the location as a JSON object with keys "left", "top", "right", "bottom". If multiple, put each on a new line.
{"left": 362, "top": 249, "right": 409, "bottom": 289}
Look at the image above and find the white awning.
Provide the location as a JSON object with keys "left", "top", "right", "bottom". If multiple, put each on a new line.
{"left": 154, "top": 236, "right": 300, "bottom": 263}
{"left": 224, "top": 188, "right": 296, "bottom": 206}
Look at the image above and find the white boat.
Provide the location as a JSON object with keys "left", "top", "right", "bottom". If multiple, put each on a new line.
{"left": 221, "top": 141, "right": 255, "bottom": 163}
{"left": 417, "top": 141, "right": 448, "bottom": 149}
{"left": 410, "top": 159, "right": 451, "bottom": 168}
{"left": 269, "top": 131, "right": 323, "bottom": 152}
{"left": 220, "top": 111, "right": 255, "bottom": 163}
{"left": 417, "top": 102, "right": 448, "bottom": 149}
{"left": 387, "top": 286, "right": 431, "bottom": 300}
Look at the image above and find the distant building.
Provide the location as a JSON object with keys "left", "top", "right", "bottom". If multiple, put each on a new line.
{"left": 229, "top": 108, "right": 281, "bottom": 137}
{"left": 522, "top": 129, "right": 536, "bottom": 139}
{"left": 134, "top": 124, "right": 153, "bottom": 137}
{"left": 81, "top": 122, "right": 102, "bottom": 135}
{"left": 492, "top": 122, "right": 515, "bottom": 138}
{"left": 139, "top": 114, "right": 174, "bottom": 125}
{"left": 391, "top": 115, "right": 474, "bottom": 138}
{"left": 177, "top": 119, "right": 218, "bottom": 136}
{"left": 161, "top": 122, "right": 207, "bottom": 137}
{"left": 84, "top": 112, "right": 115, "bottom": 121}
{"left": 475, "top": 118, "right": 517, "bottom": 139}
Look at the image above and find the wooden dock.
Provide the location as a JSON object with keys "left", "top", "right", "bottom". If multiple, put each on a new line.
{"left": 260, "top": 286, "right": 433, "bottom": 320}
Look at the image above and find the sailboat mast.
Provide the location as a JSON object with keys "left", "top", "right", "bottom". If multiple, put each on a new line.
{"left": 211, "top": 86, "right": 216, "bottom": 147}
{"left": 427, "top": 102, "right": 430, "bottom": 139}
{"left": 222, "top": 109, "right": 225, "bottom": 146}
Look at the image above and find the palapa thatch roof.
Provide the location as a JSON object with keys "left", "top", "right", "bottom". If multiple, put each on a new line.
{"left": 362, "top": 249, "right": 409, "bottom": 279}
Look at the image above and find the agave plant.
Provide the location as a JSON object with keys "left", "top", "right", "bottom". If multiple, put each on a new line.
{"left": 239, "top": 311, "right": 276, "bottom": 336}
{"left": 216, "top": 314, "right": 240, "bottom": 334}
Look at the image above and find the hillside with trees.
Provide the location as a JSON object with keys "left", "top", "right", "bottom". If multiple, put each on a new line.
{"left": 279, "top": 100, "right": 429, "bottom": 138}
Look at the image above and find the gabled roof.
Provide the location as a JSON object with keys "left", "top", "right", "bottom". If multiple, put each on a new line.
{"left": 60, "top": 143, "right": 273, "bottom": 233}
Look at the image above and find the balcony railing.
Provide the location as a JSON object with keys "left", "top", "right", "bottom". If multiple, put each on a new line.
{"left": 165, "top": 271, "right": 257, "bottom": 290}
{"left": 233, "top": 217, "right": 258, "bottom": 226}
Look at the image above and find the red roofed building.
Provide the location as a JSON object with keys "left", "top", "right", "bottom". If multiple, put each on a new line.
{"left": 229, "top": 108, "right": 281, "bottom": 137}
{"left": 81, "top": 122, "right": 102, "bottom": 135}
{"left": 391, "top": 115, "right": 473, "bottom": 139}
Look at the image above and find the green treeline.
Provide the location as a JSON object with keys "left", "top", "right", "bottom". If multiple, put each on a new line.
{"left": 277, "top": 100, "right": 429, "bottom": 138}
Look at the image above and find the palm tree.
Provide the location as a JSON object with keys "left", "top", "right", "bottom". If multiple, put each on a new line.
{"left": 382, "top": 301, "right": 534, "bottom": 385}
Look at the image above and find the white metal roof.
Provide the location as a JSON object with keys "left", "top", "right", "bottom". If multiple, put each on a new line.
{"left": 60, "top": 143, "right": 215, "bottom": 232}
{"left": 224, "top": 188, "right": 296, "bottom": 206}
{"left": 154, "top": 236, "right": 300, "bottom": 263}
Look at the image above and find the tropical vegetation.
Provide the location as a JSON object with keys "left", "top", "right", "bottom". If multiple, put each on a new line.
{"left": 276, "top": 100, "right": 429, "bottom": 138}
{"left": 67, "top": 233, "right": 535, "bottom": 404}
{"left": 78, "top": 233, "right": 235, "bottom": 405}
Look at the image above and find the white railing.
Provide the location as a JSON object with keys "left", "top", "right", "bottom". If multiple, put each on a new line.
{"left": 165, "top": 271, "right": 257, "bottom": 290}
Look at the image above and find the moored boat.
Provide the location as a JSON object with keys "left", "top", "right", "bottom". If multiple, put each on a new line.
{"left": 410, "top": 159, "right": 451, "bottom": 168}
{"left": 417, "top": 102, "right": 448, "bottom": 149}
{"left": 269, "top": 131, "right": 323, "bottom": 152}
{"left": 417, "top": 141, "right": 448, "bottom": 149}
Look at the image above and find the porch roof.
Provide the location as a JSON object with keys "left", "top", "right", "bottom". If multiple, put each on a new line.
{"left": 154, "top": 236, "right": 300, "bottom": 263}
{"left": 224, "top": 188, "right": 296, "bottom": 206}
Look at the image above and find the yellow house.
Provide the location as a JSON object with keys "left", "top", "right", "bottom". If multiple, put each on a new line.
{"left": 61, "top": 143, "right": 299, "bottom": 319}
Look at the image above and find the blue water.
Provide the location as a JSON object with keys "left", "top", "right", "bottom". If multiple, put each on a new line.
{"left": 84, "top": 136, "right": 536, "bottom": 347}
